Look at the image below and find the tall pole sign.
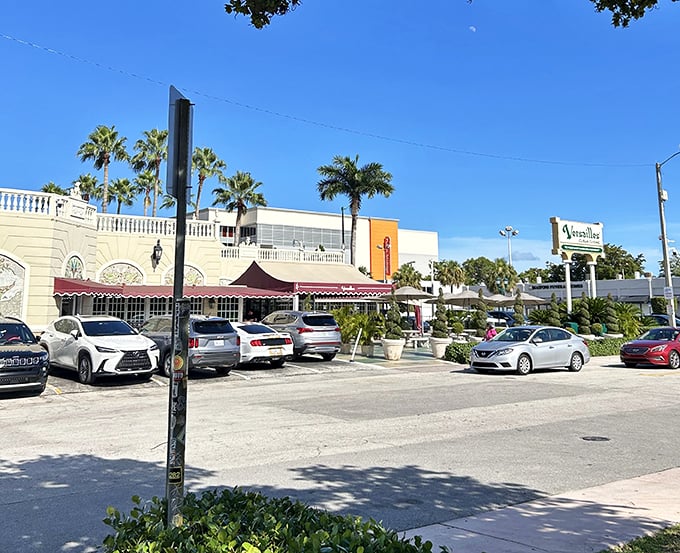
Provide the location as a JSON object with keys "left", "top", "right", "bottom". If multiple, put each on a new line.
{"left": 165, "top": 85, "right": 193, "bottom": 528}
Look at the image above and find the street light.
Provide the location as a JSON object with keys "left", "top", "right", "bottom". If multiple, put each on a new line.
{"left": 499, "top": 225, "right": 519, "bottom": 268}
{"left": 656, "top": 151, "right": 680, "bottom": 325}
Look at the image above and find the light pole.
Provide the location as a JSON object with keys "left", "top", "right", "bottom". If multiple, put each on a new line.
{"left": 499, "top": 225, "right": 519, "bottom": 268}
{"left": 657, "top": 151, "right": 680, "bottom": 325}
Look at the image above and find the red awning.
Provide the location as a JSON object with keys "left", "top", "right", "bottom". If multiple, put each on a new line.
{"left": 53, "top": 278, "right": 293, "bottom": 299}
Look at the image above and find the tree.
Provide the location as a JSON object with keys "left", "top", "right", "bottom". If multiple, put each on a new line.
{"left": 471, "top": 290, "right": 488, "bottom": 337}
{"left": 224, "top": 0, "right": 676, "bottom": 29}
{"left": 74, "top": 173, "right": 102, "bottom": 202}
{"left": 383, "top": 293, "right": 405, "bottom": 340}
{"left": 574, "top": 292, "right": 592, "bottom": 335}
{"left": 192, "top": 147, "right": 226, "bottom": 218}
{"left": 462, "top": 257, "right": 496, "bottom": 287}
{"left": 77, "top": 125, "right": 129, "bottom": 214}
{"left": 541, "top": 244, "right": 645, "bottom": 282}
{"left": 390, "top": 263, "right": 423, "bottom": 289}
{"left": 434, "top": 260, "right": 465, "bottom": 292}
{"left": 317, "top": 154, "right": 394, "bottom": 266}
{"left": 108, "top": 178, "right": 136, "bottom": 214}
{"left": 431, "top": 290, "right": 449, "bottom": 338}
{"left": 212, "top": 171, "right": 267, "bottom": 245}
{"left": 489, "top": 258, "right": 518, "bottom": 294}
{"left": 134, "top": 171, "right": 156, "bottom": 217}
{"left": 131, "top": 128, "right": 168, "bottom": 217}
{"left": 605, "top": 293, "right": 620, "bottom": 333}
{"left": 41, "top": 182, "right": 67, "bottom": 195}
{"left": 547, "top": 293, "right": 562, "bottom": 327}
{"left": 512, "top": 290, "right": 525, "bottom": 326}
{"left": 658, "top": 254, "right": 680, "bottom": 277}
{"left": 518, "top": 266, "right": 551, "bottom": 284}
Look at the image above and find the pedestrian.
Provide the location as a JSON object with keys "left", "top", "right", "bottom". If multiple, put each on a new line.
{"left": 484, "top": 322, "right": 497, "bottom": 341}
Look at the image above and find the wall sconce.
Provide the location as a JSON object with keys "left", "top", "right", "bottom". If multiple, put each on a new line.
{"left": 151, "top": 239, "right": 163, "bottom": 271}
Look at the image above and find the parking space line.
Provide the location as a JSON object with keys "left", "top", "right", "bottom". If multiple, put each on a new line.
{"left": 286, "top": 363, "right": 321, "bottom": 373}
{"left": 47, "top": 383, "right": 63, "bottom": 394}
{"left": 229, "top": 371, "right": 251, "bottom": 380}
{"left": 150, "top": 376, "right": 168, "bottom": 386}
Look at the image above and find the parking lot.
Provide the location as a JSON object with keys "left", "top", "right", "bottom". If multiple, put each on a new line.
{"left": 3, "top": 353, "right": 680, "bottom": 552}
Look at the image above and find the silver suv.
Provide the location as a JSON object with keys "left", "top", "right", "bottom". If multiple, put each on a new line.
{"left": 139, "top": 315, "right": 240, "bottom": 376}
{"left": 260, "top": 310, "right": 341, "bottom": 361}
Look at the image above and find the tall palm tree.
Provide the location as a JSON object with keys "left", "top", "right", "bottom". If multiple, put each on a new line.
{"left": 212, "top": 170, "right": 267, "bottom": 245}
{"left": 74, "top": 173, "right": 102, "bottom": 202}
{"left": 436, "top": 260, "right": 466, "bottom": 292}
{"left": 77, "top": 125, "right": 129, "bottom": 213}
{"left": 41, "top": 182, "right": 68, "bottom": 195}
{"left": 192, "top": 147, "right": 226, "bottom": 219}
{"left": 317, "top": 154, "right": 393, "bottom": 265}
{"left": 108, "top": 178, "right": 136, "bottom": 214}
{"left": 131, "top": 129, "right": 168, "bottom": 217}
{"left": 134, "top": 170, "right": 156, "bottom": 217}
{"left": 391, "top": 263, "right": 423, "bottom": 289}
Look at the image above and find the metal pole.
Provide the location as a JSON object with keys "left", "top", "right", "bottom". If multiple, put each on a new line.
{"left": 657, "top": 162, "right": 676, "bottom": 324}
{"left": 507, "top": 233, "right": 513, "bottom": 268}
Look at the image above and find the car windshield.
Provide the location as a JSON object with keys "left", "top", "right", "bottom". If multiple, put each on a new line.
{"left": 640, "top": 328, "right": 679, "bottom": 341}
{"left": 302, "top": 315, "right": 337, "bottom": 327}
{"left": 0, "top": 323, "right": 36, "bottom": 345}
{"left": 81, "top": 320, "right": 137, "bottom": 337}
{"left": 238, "top": 323, "right": 275, "bottom": 334}
{"left": 193, "top": 320, "right": 234, "bottom": 334}
{"left": 494, "top": 328, "right": 533, "bottom": 342}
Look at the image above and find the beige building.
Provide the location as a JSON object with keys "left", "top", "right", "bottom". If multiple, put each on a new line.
{"left": 0, "top": 187, "right": 440, "bottom": 331}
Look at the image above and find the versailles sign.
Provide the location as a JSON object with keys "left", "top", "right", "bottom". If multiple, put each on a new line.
{"left": 550, "top": 217, "right": 604, "bottom": 260}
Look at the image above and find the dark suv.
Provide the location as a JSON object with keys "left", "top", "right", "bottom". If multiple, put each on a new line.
{"left": 139, "top": 315, "right": 240, "bottom": 376}
{"left": 260, "top": 310, "right": 341, "bottom": 360}
{"left": 0, "top": 316, "right": 49, "bottom": 395}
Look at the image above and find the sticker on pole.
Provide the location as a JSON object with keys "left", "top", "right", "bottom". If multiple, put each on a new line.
{"left": 664, "top": 286, "right": 674, "bottom": 299}
{"left": 168, "top": 466, "right": 183, "bottom": 484}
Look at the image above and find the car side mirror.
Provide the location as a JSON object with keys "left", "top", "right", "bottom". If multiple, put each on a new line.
{"left": 532, "top": 337, "right": 543, "bottom": 344}
{"left": 69, "top": 329, "right": 80, "bottom": 340}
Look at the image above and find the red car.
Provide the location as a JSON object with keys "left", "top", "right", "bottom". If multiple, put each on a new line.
{"left": 619, "top": 327, "right": 680, "bottom": 369}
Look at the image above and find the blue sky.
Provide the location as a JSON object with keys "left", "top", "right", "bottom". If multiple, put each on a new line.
{"left": 2, "top": 0, "right": 680, "bottom": 275}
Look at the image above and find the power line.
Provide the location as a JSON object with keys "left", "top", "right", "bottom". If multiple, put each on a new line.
{"left": 1, "top": 32, "right": 651, "bottom": 168}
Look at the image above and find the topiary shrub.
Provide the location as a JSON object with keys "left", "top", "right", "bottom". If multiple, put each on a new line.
{"left": 604, "top": 294, "right": 620, "bottom": 334}
{"left": 512, "top": 290, "right": 525, "bottom": 326}
{"left": 444, "top": 341, "right": 474, "bottom": 364}
{"left": 547, "top": 293, "right": 562, "bottom": 327}
{"left": 384, "top": 294, "right": 405, "bottom": 340}
{"left": 431, "top": 290, "right": 449, "bottom": 338}
{"left": 451, "top": 321, "right": 464, "bottom": 336}
{"left": 575, "top": 292, "right": 592, "bottom": 335}
{"left": 591, "top": 322, "right": 604, "bottom": 336}
{"left": 102, "top": 489, "right": 444, "bottom": 553}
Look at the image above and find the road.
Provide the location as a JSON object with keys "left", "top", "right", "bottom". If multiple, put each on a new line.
{"left": 2, "top": 354, "right": 680, "bottom": 552}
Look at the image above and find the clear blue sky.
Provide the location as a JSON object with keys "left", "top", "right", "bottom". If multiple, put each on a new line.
{"left": 3, "top": 0, "right": 680, "bottom": 275}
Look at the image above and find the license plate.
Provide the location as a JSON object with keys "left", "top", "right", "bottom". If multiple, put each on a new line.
{"left": 269, "top": 347, "right": 283, "bottom": 356}
{"left": 213, "top": 339, "right": 224, "bottom": 346}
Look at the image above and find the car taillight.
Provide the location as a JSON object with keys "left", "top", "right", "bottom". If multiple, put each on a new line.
{"left": 188, "top": 337, "right": 199, "bottom": 348}
{"left": 334, "top": 326, "right": 340, "bottom": 332}
{"left": 297, "top": 327, "right": 313, "bottom": 333}
{"left": 284, "top": 337, "right": 292, "bottom": 344}
{"left": 581, "top": 339, "right": 589, "bottom": 347}
{"left": 250, "top": 339, "right": 263, "bottom": 346}
{"left": 236, "top": 336, "right": 241, "bottom": 346}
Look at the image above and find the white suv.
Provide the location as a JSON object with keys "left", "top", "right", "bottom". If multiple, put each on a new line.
{"left": 40, "top": 315, "right": 159, "bottom": 384}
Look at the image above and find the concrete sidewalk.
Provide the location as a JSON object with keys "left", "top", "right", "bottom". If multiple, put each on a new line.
{"left": 403, "top": 468, "right": 680, "bottom": 552}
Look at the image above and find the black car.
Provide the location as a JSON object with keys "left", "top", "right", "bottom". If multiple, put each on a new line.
{"left": 139, "top": 315, "right": 240, "bottom": 376}
{"left": 0, "top": 316, "right": 49, "bottom": 395}
{"left": 647, "top": 313, "right": 680, "bottom": 327}
{"left": 488, "top": 310, "right": 516, "bottom": 327}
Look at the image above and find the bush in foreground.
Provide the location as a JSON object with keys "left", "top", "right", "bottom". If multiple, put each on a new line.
{"left": 103, "top": 489, "right": 449, "bottom": 553}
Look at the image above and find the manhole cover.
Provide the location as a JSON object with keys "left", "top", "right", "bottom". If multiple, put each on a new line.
{"left": 581, "top": 436, "right": 610, "bottom": 442}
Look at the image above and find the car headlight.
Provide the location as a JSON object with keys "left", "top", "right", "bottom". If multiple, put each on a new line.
{"left": 149, "top": 344, "right": 159, "bottom": 351}
{"left": 493, "top": 348, "right": 514, "bottom": 356}
{"left": 95, "top": 345, "right": 119, "bottom": 353}
{"left": 650, "top": 344, "right": 668, "bottom": 353}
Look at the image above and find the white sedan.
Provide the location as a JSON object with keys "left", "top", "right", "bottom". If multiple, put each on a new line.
{"left": 232, "top": 322, "right": 294, "bottom": 368}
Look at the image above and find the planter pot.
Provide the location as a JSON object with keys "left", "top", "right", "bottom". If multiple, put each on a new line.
{"left": 361, "top": 344, "right": 375, "bottom": 357}
{"left": 340, "top": 343, "right": 352, "bottom": 354}
{"left": 429, "top": 336, "right": 453, "bottom": 359}
{"left": 381, "top": 338, "right": 405, "bottom": 360}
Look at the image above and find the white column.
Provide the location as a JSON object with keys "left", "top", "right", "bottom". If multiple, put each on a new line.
{"left": 587, "top": 262, "right": 597, "bottom": 298}
{"left": 564, "top": 260, "right": 573, "bottom": 313}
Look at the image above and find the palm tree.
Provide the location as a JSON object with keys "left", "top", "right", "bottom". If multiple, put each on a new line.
{"left": 74, "top": 173, "right": 102, "bottom": 202}
{"left": 130, "top": 129, "right": 168, "bottom": 217}
{"left": 317, "top": 154, "right": 394, "bottom": 265}
{"left": 435, "top": 260, "right": 465, "bottom": 292}
{"left": 108, "top": 178, "right": 136, "bottom": 214}
{"left": 192, "top": 147, "right": 226, "bottom": 219}
{"left": 41, "top": 182, "right": 68, "bottom": 195}
{"left": 134, "top": 170, "right": 156, "bottom": 217}
{"left": 212, "top": 171, "right": 267, "bottom": 245}
{"left": 77, "top": 125, "right": 129, "bottom": 213}
{"left": 391, "top": 263, "right": 423, "bottom": 289}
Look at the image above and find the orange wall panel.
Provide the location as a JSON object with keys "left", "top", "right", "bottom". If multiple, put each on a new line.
{"left": 369, "top": 219, "right": 399, "bottom": 282}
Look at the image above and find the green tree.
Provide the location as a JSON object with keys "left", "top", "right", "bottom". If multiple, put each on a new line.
{"left": 541, "top": 244, "right": 645, "bottom": 282}
{"left": 131, "top": 128, "right": 168, "bottom": 217}
{"left": 658, "top": 254, "right": 680, "bottom": 277}
{"left": 317, "top": 154, "right": 394, "bottom": 266}
{"left": 462, "top": 257, "right": 496, "bottom": 287}
{"left": 108, "top": 178, "right": 136, "bottom": 214}
{"left": 192, "top": 147, "right": 227, "bottom": 218}
{"left": 605, "top": 293, "right": 620, "bottom": 333}
{"left": 512, "top": 290, "right": 525, "bottom": 326}
{"left": 431, "top": 290, "right": 449, "bottom": 338}
{"left": 41, "top": 182, "right": 67, "bottom": 195}
{"left": 615, "top": 302, "right": 643, "bottom": 338}
{"left": 212, "top": 171, "right": 267, "bottom": 245}
{"left": 471, "top": 290, "right": 488, "bottom": 337}
{"left": 133, "top": 171, "right": 156, "bottom": 217}
{"left": 384, "top": 294, "right": 404, "bottom": 340}
{"left": 224, "top": 0, "right": 676, "bottom": 29}
{"left": 434, "top": 260, "right": 465, "bottom": 292}
{"left": 77, "top": 125, "right": 129, "bottom": 213}
{"left": 518, "top": 266, "right": 551, "bottom": 284}
{"left": 490, "top": 258, "right": 518, "bottom": 294}
{"left": 574, "top": 292, "right": 592, "bottom": 335}
{"left": 390, "top": 263, "right": 423, "bottom": 289}
{"left": 547, "top": 293, "right": 562, "bottom": 327}
{"left": 74, "top": 173, "right": 102, "bottom": 202}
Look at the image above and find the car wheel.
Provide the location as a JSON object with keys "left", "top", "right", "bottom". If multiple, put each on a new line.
{"left": 669, "top": 350, "right": 680, "bottom": 370}
{"left": 568, "top": 352, "right": 584, "bottom": 372}
{"left": 78, "top": 355, "right": 95, "bottom": 385}
{"left": 162, "top": 352, "right": 172, "bottom": 377}
{"left": 516, "top": 354, "right": 532, "bottom": 376}
{"left": 624, "top": 362, "right": 637, "bottom": 368}
{"left": 269, "top": 359, "right": 285, "bottom": 368}
{"left": 321, "top": 353, "right": 336, "bottom": 361}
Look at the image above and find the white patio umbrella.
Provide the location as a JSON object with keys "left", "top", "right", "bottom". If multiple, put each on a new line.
{"left": 379, "top": 285, "right": 435, "bottom": 302}
{"left": 499, "top": 291, "right": 549, "bottom": 306}
{"left": 431, "top": 289, "right": 490, "bottom": 308}
{"left": 485, "top": 293, "right": 513, "bottom": 307}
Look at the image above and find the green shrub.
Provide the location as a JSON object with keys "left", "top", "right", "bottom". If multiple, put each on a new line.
{"left": 591, "top": 322, "right": 603, "bottom": 336}
{"left": 587, "top": 337, "right": 627, "bottom": 356}
{"left": 444, "top": 341, "right": 473, "bottom": 364}
{"left": 103, "top": 490, "right": 446, "bottom": 553}
{"left": 431, "top": 290, "right": 449, "bottom": 338}
{"left": 384, "top": 294, "right": 405, "bottom": 340}
{"left": 451, "top": 321, "right": 464, "bottom": 335}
